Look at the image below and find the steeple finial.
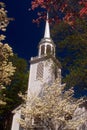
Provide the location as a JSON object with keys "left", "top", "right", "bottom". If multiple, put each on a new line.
{"left": 44, "top": 13, "right": 50, "bottom": 38}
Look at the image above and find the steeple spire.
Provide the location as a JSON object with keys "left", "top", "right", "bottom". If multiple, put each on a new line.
{"left": 44, "top": 13, "right": 50, "bottom": 38}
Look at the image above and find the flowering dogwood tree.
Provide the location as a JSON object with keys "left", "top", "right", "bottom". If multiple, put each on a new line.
{"left": 0, "top": 41, "right": 15, "bottom": 89}
{"left": 19, "top": 79, "right": 86, "bottom": 130}
{"left": 0, "top": 3, "right": 15, "bottom": 105}
{"left": 0, "top": 2, "right": 12, "bottom": 31}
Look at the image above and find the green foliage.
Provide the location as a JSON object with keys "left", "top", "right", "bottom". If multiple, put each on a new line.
{"left": 51, "top": 19, "right": 87, "bottom": 95}
{"left": 0, "top": 54, "right": 28, "bottom": 130}
{"left": 5, "top": 54, "right": 28, "bottom": 107}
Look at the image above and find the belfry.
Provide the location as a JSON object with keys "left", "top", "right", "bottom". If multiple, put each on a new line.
{"left": 11, "top": 13, "right": 62, "bottom": 130}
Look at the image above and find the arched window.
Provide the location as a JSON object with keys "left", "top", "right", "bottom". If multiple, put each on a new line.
{"left": 41, "top": 45, "right": 45, "bottom": 55}
{"left": 36, "top": 63, "right": 44, "bottom": 79}
{"left": 46, "top": 45, "right": 51, "bottom": 54}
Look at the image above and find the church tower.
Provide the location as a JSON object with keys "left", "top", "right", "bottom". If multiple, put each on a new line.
{"left": 11, "top": 13, "right": 62, "bottom": 130}
{"left": 27, "top": 13, "right": 61, "bottom": 97}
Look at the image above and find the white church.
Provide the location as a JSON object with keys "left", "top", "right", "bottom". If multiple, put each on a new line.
{"left": 11, "top": 14, "right": 87, "bottom": 130}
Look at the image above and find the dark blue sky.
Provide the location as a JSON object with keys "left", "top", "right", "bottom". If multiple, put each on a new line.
{"left": 2, "top": 0, "right": 87, "bottom": 97}
{"left": 4, "top": 0, "right": 45, "bottom": 61}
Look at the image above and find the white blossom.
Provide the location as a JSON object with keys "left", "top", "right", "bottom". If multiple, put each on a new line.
{"left": 19, "top": 79, "right": 86, "bottom": 130}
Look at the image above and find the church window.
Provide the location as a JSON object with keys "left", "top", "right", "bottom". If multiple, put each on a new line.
{"left": 41, "top": 45, "right": 45, "bottom": 55}
{"left": 81, "top": 124, "right": 86, "bottom": 130}
{"left": 19, "top": 115, "right": 25, "bottom": 130}
{"left": 46, "top": 45, "right": 51, "bottom": 54}
{"left": 36, "top": 63, "right": 44, "bottom": 79}
{"left": 52, "top": 47, "right": 54, "bottom": 55}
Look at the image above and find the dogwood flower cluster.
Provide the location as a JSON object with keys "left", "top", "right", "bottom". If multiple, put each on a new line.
{"left": 0, "top": 2, "right": 10, "bottom": 31}
{"left": 0, "top": 42, "right": 16, "bottom": 90}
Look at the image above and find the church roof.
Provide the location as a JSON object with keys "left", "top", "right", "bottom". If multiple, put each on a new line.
{"left": 30, "top": 55, "right": 62, "bottom": 68}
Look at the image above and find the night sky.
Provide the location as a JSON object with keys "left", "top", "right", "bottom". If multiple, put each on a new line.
{"left": 1, "top": 0, "right": 87, "bottom": 97}
{"left": 4, "top": 0, "right": 45, "bottom": 61}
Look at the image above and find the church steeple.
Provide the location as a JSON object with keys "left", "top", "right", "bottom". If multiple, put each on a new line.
{"left": 44, "top": 13, "right": 50, "bottom": 38}
{"left": 11, "top": 12, "right": 62, "bottom": 130}
{"left": 38, "top": 13, "right": 56, "bottom": 57}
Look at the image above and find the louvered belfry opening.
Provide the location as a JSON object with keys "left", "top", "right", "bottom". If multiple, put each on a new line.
{"left": 36, "top": 62, "right": 44, "bottom": 79}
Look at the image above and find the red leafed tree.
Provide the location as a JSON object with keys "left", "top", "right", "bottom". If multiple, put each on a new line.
{"left": 31, "top": 0, "right": 87, "bottom": 25}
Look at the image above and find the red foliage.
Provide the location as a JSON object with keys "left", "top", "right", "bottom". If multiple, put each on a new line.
{"left": 31, "top": 0, "right": 45, "bottom": 10}
{"left": 31, "top": 0, "right": 68, "bottom": 11}
{"left": 31, "top": 0, "right": 87, "bottom": 25}
{"left": 79, "top": 0, "right": 87, "bottom": 16}
{"left": 64, "top": 13, "right": 75, "bottom": 26}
